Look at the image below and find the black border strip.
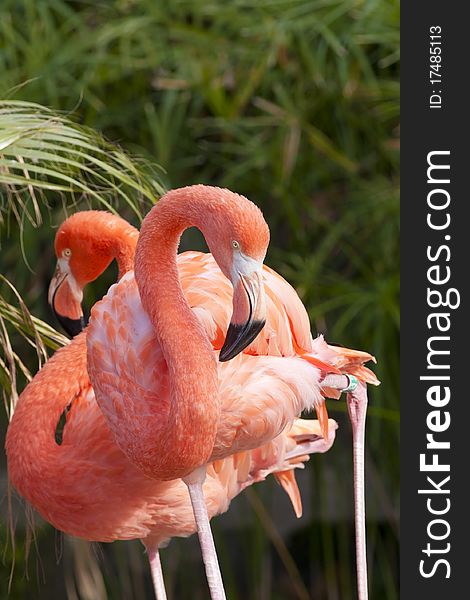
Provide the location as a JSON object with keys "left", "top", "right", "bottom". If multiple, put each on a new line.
{"left": 401, "top": 3, "right": 468, "bottom": 596}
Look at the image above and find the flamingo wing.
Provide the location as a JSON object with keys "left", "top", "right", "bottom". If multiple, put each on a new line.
{"left": 206, "top": 417, "right": 338, "bottom": 521}
{"left": 211, "top": 352, "right": 326, "bottom": 459}
{"left": 179, "top": 252, "right": 315, "bottom": 358}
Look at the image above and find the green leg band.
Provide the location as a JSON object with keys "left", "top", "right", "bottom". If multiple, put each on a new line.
{"left": 342, "top": 374, "right": 359, "bottom": 393}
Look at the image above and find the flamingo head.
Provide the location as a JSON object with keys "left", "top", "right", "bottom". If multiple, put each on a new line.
{"left": 48, "top": 211, "right": 135, "bottom": 337}
{"left": 198, "top": 189, "right": 270, "bottom": 362}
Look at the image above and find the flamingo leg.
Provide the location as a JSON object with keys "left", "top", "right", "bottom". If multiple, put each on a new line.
{"left": 183, "top": 466, "right": 226, "bottom": 600}
{"left": 321, "top": 374, "right": 369, "bottom": 600}
{"left": 347, "top": 380, "right": 368, "bottom": 600}
{"left": 146, "top": 545, "right": 168, "bottom": 600}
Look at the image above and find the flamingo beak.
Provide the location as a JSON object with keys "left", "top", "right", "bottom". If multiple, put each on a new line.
{"left": 219, "top": 269, "right": 266, "bottom": 362}
{"left": 48, "top": 262, "right": 86, "bottom": 338}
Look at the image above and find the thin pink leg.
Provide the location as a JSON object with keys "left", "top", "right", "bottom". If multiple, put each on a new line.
{"left": 321, "top": 374, "right": 369, "bottom": 600}
{"left": 183, "top": 466, "right": 226, "bottom": 600}
{"left": 146, "top": 545, "right": 168, "bottom": 600}
{"left": 347, "top": 380, "right": 368, "bottom": 600}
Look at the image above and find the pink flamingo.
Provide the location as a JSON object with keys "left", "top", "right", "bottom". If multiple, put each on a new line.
{"left": 5, "top": 211, "right": 340, "bottom": 599}
{"left": 6, "top": 330, "right": 335, "bottom": 598}
{"left": 86, "top": 185, "right": 378, "bottom": 600}
{"left": 46, "top": 210, "right": 139, "bottom": 335}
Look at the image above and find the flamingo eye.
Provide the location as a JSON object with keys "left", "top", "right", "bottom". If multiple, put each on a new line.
{"left": 231, "top": 240, "right": 240, "bottom": 250}
{"left": 62, "top": 248, "right": 72, "bottom": 258}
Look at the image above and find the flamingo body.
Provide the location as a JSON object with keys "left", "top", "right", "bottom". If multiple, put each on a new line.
{"left": 6, "top": 329, "right": 336, "bottom": 544}
{"left": 6, "top": 207, "right": 346, "bottom": 546}
{"left": 7, "top": 192, "right": 378, "bottom": 600}
{"left": 84, "top": 185, "right": 378, "bottom": 600}
{"left": 87, "top": 254, "right": 330, "bottom": 475}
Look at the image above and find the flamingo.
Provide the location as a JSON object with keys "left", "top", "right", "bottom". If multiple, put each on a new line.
{"left": 6, "top": 329, "right": 335, "bottom": 598}
{"left": 85, "top": 185, "right": 378, "bottom": 600}
{"left": 47, "top": 210, "right": 139, "bottom": 336}
{"left": 5, "top": 210, "right": 340, "bottom": 600}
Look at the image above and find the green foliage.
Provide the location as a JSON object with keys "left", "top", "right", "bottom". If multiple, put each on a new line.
{"left": 0, "top": 100, "right": 164, "bottom": 231}
{"left": 0, "top": 0, "right": 399, "bottom": 598}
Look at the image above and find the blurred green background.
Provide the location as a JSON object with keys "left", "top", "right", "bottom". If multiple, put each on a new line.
{"left": 0, "top": 0, "right": 399, "bottom": 598}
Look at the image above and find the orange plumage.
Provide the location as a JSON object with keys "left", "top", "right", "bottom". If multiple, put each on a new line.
{"left": 6, "top": 202, "right": 353, "bottom": 545}
{"left": 6, "top": 187, "right": 377, "bottom": 599}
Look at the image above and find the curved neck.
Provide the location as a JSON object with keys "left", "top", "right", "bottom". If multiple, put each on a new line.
{"left": 6, "top": 334, "right": 89, "bottom": 489}
{"left": 111, "top": 222, "right": 139, "bottom": 279}
{"left": 134, "top": 188, "right": 222, "bottom": 476}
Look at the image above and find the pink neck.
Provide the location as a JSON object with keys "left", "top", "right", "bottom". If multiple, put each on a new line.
{"left": 111, "top": 222, "right": 139, "bottom": 279}
{"left": 134, "top": 187, "right": 222, "bottom": 477}
{"left": 6, "top": 334, "right": 90, "bottom": 492}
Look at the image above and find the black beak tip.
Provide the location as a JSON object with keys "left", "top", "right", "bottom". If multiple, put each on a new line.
{"left": 218, "top": 349, "right": 233, "bottom": 363}
{"left": 219, "top": 319, "right": 266, "bottom": 362}
{"left": 49, "top": 275, "right": 87, "bottom": 338}
{"left": 52, "top": 308, "right": 87, "bottom": 338}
